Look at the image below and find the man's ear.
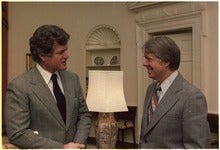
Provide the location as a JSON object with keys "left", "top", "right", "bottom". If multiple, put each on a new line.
{"left": 39, "top": 54, "right": 46, "bottom": 62}
{"left": 164, "top": 61, "right": 170, "bottom": 67}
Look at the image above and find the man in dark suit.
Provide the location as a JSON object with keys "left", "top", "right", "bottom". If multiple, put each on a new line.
{"left": 139, "top": 36, "right": 211, "bottom": 148}
{"left": 5, "top": 25, "right": 91, "bottom": 148}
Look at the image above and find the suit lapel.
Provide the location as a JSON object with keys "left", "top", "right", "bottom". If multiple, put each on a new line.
{"left": 141, "top": 83, "right": 155, "bottom": 132}
{"left": 59, "top": 71, "right": 74, "bottom": 130}
{"left": 144, "top": 74, "right": 183, "bottom": 136}
{"left": 29, "top": 68, "right": 66, "bottom": 128}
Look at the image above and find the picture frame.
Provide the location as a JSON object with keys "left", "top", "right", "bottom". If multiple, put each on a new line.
{"left": 26, "top": 53, "right": 36, "bottom": 71}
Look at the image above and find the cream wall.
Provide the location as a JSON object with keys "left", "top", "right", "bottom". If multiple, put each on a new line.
{"left": 7, "top": 2, "right": 137, "bottom": 106}
{"left": 203, "top": 2, "right": 218, "bottom": 114}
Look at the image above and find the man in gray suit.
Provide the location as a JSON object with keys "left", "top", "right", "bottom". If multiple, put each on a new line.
{"left": 139, "top": 36, "right": 211, "bottom": 148}
{"left": 5, "top": 25, "right": 91, "bottom": 148}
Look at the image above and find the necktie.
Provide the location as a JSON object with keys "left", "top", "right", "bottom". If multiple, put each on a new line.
{"left": 148, "top": 83, "right": 161, "bottom": 122}
{"left": 51, "top": 74, "right": 66, "bottom": 123}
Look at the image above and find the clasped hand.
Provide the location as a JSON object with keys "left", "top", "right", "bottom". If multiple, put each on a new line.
{"left": 64, "top": 142, "right": 85, "bottom": 149}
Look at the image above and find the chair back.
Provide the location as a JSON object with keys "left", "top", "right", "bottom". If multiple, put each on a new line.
{"left": 115, "top": 106, "right": 137, "bottom": 123}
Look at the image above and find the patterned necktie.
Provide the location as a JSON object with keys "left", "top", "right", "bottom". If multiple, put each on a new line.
{"left": 148, "top": 83, "right": 161, "bottom": 122}
{"left": 51, "top": 74, "right": 66, "bottom": 123}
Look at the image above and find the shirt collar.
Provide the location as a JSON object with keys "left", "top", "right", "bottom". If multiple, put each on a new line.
{"left": 160, "top": 70, "right": 178, "bottom": 93}
{"left": 36, "top": 64, "right": 59, "bottom": 84}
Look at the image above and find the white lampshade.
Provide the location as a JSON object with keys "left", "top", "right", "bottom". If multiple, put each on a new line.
{"left": 86, "top": 70, "right": 128, "bottom": 112}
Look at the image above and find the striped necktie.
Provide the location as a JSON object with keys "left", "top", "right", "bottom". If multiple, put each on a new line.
{"left": 148, "top": 83, "right": 161, "bottom": 122}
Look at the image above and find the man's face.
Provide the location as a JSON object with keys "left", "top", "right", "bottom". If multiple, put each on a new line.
{"left": 40, "top": 43, "right": 69, "bottom": 73}
{"left": 143, "top": 52, "right": 169, "bottom": 82}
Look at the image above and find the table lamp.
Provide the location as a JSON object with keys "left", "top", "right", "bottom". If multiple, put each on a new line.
{"left": 86, "top": 70, "right": 128, "bottom": 148}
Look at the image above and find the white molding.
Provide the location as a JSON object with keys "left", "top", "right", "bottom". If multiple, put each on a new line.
{"left": 85, "top": 24, "right": 121, "bottom": 49}
{"left": 126, "top": 2, "right": 163, "bottom": 12}
{"left": 127, "top": 2, "right": 206, "bottom": 20}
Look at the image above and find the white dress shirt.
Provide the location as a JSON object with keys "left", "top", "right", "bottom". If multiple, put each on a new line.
{"left": 36, "top": 64, "right": 65, "bottom": 101}
{"left": 157, "top": 70, "right": 178, "bottom": 103}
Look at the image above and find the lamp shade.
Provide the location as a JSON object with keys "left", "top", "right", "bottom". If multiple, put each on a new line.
{"left": 86, "top": 70, "right": 128, "bottom": 112}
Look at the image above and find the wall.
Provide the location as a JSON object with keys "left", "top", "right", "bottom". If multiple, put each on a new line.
{"left": 203, "top": 2, "right": 218, "bottom": 114}
{"left": 7, "top": 2, "right": 137, "bottom": 106}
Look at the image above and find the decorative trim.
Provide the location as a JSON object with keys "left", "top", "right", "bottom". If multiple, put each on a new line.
{"left": 132, "top": 2, "right": 206, "bottom": 24}
{"left": 86, "top": 24, "right": 121, "bottom": 49}
{"left": 126, "top": 2, "right": 167, "bottom": 12}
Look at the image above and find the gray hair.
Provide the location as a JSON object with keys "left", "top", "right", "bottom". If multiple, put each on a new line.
{"left": 143, "top": 36, "right": 180, "bottom": 70}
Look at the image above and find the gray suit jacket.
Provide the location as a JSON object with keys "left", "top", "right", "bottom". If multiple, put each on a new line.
{"left": 5, "top": 67, "right": 91, "bottom": 148}
{"left": 139, "top": 73, "right": 211, "bottom": 148}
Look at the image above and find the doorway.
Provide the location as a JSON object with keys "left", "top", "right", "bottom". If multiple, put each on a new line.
{"left": 152, "top": 29, "right": 193, "bottom": 84}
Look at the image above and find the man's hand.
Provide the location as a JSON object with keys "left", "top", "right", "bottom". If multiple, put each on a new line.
{"left": 64, "top": 142, "right": 85, "bottom": 149}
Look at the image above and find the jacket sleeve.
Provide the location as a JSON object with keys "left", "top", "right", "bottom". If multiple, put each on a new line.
{"left": 72, "top": 74, "right": 92, "bottom": 144}
{"left": 182, "top": 88, "right": 211, "bottom": 148}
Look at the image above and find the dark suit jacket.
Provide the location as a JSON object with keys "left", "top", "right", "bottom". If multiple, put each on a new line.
{"left": 5, "top": 67, "right": 91, "bottom": 148}
{"left": 139, "top": 73, "right": 211, "bottom": 148}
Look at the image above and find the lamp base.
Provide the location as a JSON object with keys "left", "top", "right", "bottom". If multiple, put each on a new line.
{"left": 95, "top": 112, "right": 118, "bottom": 148}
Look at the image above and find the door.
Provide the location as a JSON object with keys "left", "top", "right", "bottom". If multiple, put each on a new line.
{"left": 153, "top": 32, "right": 193, "bottom": 84}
